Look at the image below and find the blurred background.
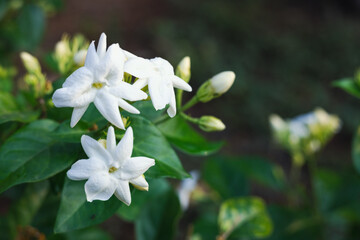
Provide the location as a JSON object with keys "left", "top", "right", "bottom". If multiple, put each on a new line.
{"left": 1, "top": 0, "right": 360, "bottom": 238}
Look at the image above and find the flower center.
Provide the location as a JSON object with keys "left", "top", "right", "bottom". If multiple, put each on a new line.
{"left": 92, "top": 82, "right": 104, "bottom": 89}
{"left": 108, "top": 166, "right": 118, "bottom": 173}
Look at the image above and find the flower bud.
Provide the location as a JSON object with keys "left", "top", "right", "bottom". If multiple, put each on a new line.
{"left": 196, "top": 71, "right": 235, "bottom": 103}
{"left": 210, "top": 71, "right": 235, "bottom": 95}
{"left": 198, "top": 115, "right": 225, "bottom": 132}
{"left": 20, "top": 52, "right": 41, "bottom": 74}
{"left": 73, "top": 49, "right": 87, "bottom": 66}
{"left": 176, "top": 56, "right": 191, "bottom": 83}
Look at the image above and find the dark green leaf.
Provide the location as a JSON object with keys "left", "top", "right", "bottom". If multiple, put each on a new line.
{"left": 130, "top": 115, "right": 189, "bottom": 179}
{"left": 0, "top": 119, "right": 82, "bottom": 193}
{"left": 135, "top": 179, "right": 182, "bottom": 240}
{"left": 218, "top": 197, "right": 273, "bottom": 239}
{"left": 54, "top": 178, "right": 122, "bottom": 233}
{"left": 352, "top": 126, "right": 360, "bottom": 174}
{"left": 0, "top": 111, "right": 39, "bottom": 124}
{"left": 157, "top": 116, "right": 224, "bottom": 156}
{"left": 332, "top": 78, "right": 360, "bottom": 98}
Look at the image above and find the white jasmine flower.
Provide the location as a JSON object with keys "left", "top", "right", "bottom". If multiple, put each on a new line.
{"left": 67, "top": 126, "right": 155, "bottom": 205}
{"left": 52, "top": 33, "right": 147, "bottom": 129}
{"left": 124, "top": 56, "right": 192, "bottom": 117}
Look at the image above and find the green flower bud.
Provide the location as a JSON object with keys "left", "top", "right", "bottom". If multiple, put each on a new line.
{"left": 20, "top": 52, "right": 41, "bottom": 75}
{"left": 196, "top": 71, "right": 235, "bottom": 103}
{"left": 73, "top": 49, "right": 87, "bottom": 66}
{"left": 176, "top": 56, "right": 191, "bottom": 83}
{"left": 198, "top": 115, "right": 226, "bottom": 132}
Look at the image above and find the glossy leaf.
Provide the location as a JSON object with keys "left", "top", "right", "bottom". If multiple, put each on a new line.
{"left": 54, "top": 178, "right": 122, "bottom": 233}
{"left": 135, "top": 179, "right": 182, "bottom": 240}
{"left": 0, "top": 119, "right": 82, "bottom": 193}
{"left": 0, "top": 111, "right": 39, "bottom": 124}
{"left": 130, "top": 115, "right": 189, "bottom": 179}
{"left": 332, "top": 78, "right": 360, "bottom": 98}
{"left": 218, "top": 197, "right": 273, "bottom": 239}
{"left": 157, "top": 116, "right": 224, "bottom": 156}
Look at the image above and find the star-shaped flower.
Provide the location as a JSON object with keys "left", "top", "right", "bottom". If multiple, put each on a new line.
{"left": 52, "top": 33, "right": 147, "bottom": 129}
{"left": 124, "top": 56, "right": 192, "bottom": 117}
{"left": 67, "top": 126, "right": 155, "bottom": 205}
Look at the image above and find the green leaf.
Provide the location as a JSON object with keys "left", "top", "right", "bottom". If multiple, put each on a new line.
{"left": 0, "top": 119, "right": 82, "bottom": 193}
{"left": 332, "top": 78, "right": 360, "bottom": 98}
{"left": 352, "top": 126, "right": 360, "bottom": 174}
{"left": 0, "top": 91, "right": 18, "bottom": 114}
{"left": 135, "top": 179, "right": 182, "bottom": 240}
{"left": 0, "top": 111, "right": 39, "bottom": 124}
{"left": 157, "top": 116, "right": 224, "bottom": 156}
{"left": 16, "top": 4, "right": 45, "bottom": 50}
{"left": 218, "top": 197, "right": 273, "bottom": 239}
{"left": 54, "top": 178, "right": 122, "bottom": 233}
{"left": 203, "top": 158, "right": 249, "bottom": 199}
{"left": 130, "top": 115, "right": 189, "bottom": 179}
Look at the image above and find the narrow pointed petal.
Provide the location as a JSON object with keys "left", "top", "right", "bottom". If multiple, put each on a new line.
{"left": 106, "top": 126, "right": 116, "bottom": 152}
{"left": 167, "top": 88, "right": 176, "bottom": 118}
{"left": 130, "top": 175, "right": 149, "bottom": 191}
{"left": 123, "top": 50, "right": 137, "bottom": 60}
{"left": 85, "top": 173, "right": 117, "bottom": 202}
{"left": 150, "top": 57, "right": 174, "bottom": 75}
{"left": 84, "top": 41, "right": 99, "bottom": 69}
{"left": 98, "top": 44, "right": 126, "bottom": 84}
{"left": 97, "top": 33, "right": 107, "bottom": 59}
{"left": 133, "top": 78, "right": 148, "bottom": 89}
{"left": 71, "top": 104, "right": 89, "bottom": 127}
{"left": 115, "top": 127, "right": 133, "bottom": 163}
{"left": 67, "top": 158, "right": 107, "bottom": 180}
{"left": 81, "top": 135, "right": 112, "bottom": 165}
{"left": 114, "top": 180, "right": 131, "bottom": 205}
{"left": 148, "top": 77, "right": 168, "bottom": 110}
{"left": 124, "top": 58, "right": 155, "bottom": 78}
{"left": 62, "top": 67, "right": 93, "bottom": 89}
{"left": 171, "top": 75, "right": 192, "bottom": 92}
{"left": 118, "top": 98, "right": 140, "bottom": 114}
{"left": 110, "top": 81, "right": 148, "bottom": 101}
{"left": 52, "top": 87, "right": 96, "bottom": 108}
{"left": 94, "top": 89, "right": 125, "bottom": 129}
{"left": 118, "top": 157, "right": 155, "bottom": 180}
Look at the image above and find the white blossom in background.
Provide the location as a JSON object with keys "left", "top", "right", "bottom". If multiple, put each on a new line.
{"left": 52, "top": 33, "right": 147, "bottom": 129}
{"left": 177, "top": 170, "right": 200, "bottom": 210}
{"left": 67, "top": 126, "right": 155, "bottom": 205}
{"left": 124, "top": 56, "right": 192, "bottom": 117}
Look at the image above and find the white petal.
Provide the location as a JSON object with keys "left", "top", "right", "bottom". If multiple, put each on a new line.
{"left": 97, "top": 44, "right": 126, "bottom": 84}
{"left": 118, "top": 156, "right": 155, "bottom": 180}
{"left": 85, "top": 173, "right": 117, "bottom": 202}
{"left": 110, "top": 81, "right": 148, "bottom": 101}
{"left": 81, "top": 135, "right": 113, "bottom": 165}
{"left": 171, "top": 75, "right": 192, "bottom": 92}
{"left": 118, "top": 98, "right": 140, "bottom": 114}
{"left": 115, "top": 126, "right": 133, "bottom": 164}
{"left": 124, "top": 58, "right": 155, "bottom": 78}
{"left": 123, "top": 50, "right": 138, "bottom": 60}
{"left": 67, "top": 158, "right": 107, "bottom": 180}
{"left": 148, "top": 77, "right": 168, "bottom": 110}
{"left": 167, "top": 88, "right": 176, "bottom": 118}
{"left": 150, "top": 57, "right": 174, "bottom": 75}
{"left": 130, "top": 175, "right": 149, "bottom": 191}
{"left": 97, "top": 33, "right": 107, "bottom": 59}
{"left": 106, "top": 126, "right": 116, "bottom": 153}
{"left": 62, "top": 67, "right": 93, "bottom": 89}
{"left": 94, "top": 89, "right": 124, "bottom": 129}
{"left": 52, "top": 87, "right": 96, "bottom": 108}
{"left": 114, "top": 180, "right": 131, "bottom": 205}
{"left": 70, "top": 104, "right": 89, "bottom": 127}
{"left": 84, "top": 41, "right": 99, "bottom": 69}
{"left": 133, "top": 78, "right": 148, "bottom": 89}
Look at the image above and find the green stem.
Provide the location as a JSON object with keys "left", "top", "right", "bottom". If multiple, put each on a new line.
{"left": 179, "top": 112, "right": 199, "bottom": 124}
{"left": 181, "top": 95, "right": 199, "bottom": 112}
{"left": 176, "top": 88, "right": 183, "bottom": 110}
{"left": 307, "top": 155, "right": 320, "bottom": 217}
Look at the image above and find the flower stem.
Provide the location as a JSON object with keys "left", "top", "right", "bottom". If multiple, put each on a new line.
{"left": 180, "top": 112, "right": 199, "bottom": 124}
{"left": 176, "top": 88, "right": 183, "bottom": 110}
{"left": 181, "top": 95, "right": 199, "bottom": 112}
